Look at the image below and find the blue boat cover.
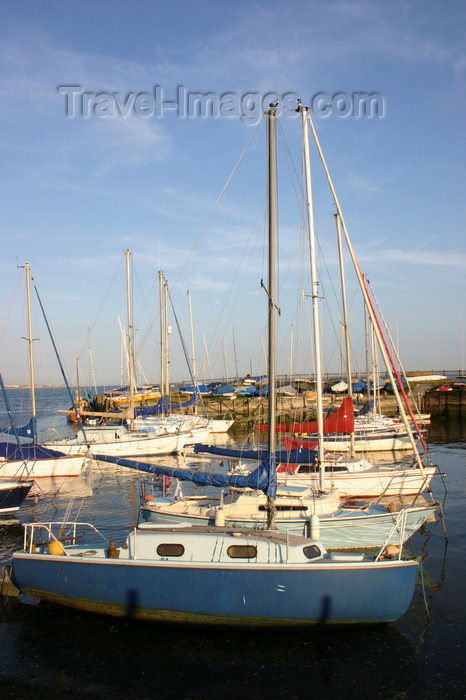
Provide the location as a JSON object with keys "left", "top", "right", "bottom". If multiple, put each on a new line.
{"left": 211, "top": 384, "right": 235, "bottom": 395}
{"left": 237, "top": 385, "right": 259, "bottom": 397}
{"left": 352, "top": 380, "right": 366, "bottom": 393}
{"left": 193, "top": 443, "right": 317, "bottom": 464}
{"left": 384, "top": 377, "right": 408, "bottom": 392}
{"left": 94, "top": 454, "right": 270, "bottom": 490}
{"left": 181, "top": 384, "right": 211, "bottom": 394}
{"left": 0, "top": 417, "right": 36, "bottom": 439}
{"left": 357, "top": 401, "right": 373, "bottom": 416}
{"left": 0, "top": 442, "right": 66, "bottom": 460}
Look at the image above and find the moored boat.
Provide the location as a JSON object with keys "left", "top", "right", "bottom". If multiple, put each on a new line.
{"left": 12, "top": 520, "right": 419, "bottom": 625}
{"left": 0, "top": 477, "right": 33, "bottom": 514}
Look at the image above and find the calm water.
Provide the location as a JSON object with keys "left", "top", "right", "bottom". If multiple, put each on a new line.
{"left": 0, "top": 388, "right": 465, "bottom": 699}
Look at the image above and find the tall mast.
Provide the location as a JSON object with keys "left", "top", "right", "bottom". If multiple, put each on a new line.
{"left": 25, "top": 261, "right": 36, "bottom": 436}
{"left": 289, "top": 324, "right": 293, "bottom": 385}
{"left": 88, "top": 328, "right": 97, "bottom": 395}
{"left": 222, "top": 334, "right": 228, "bottom": 384}
{"left": 461, "top": 327, "right": 464, "bottom": 377}
{"left": 75, "top": 352, "right": 80, "bottom": 401}
{"left": 187, "top": 289, "right": 197, "bottom": 413}
{"left": 371, "top": 324, "right": 379, "bottom": 413}
{"left": 232, "top": 327, "right": 239, "bottom": 380}
{"left": 125, "top": 250, "right": 135, "bottom": 427}
{"left": 159, "top": 270, "right": 165, "bottom": 398}
{"left": 164, "top": 280, "right": 170, "bottom": 398}
{"left": 306, "top": 110, "right": 427, "bottom": 469}
{"left": 335, "top": 213, "right": 355, "bottom": 456}
{"left": 266, "top": 105, "right": 278, "bottom": 528}
{"left": 299, "top": 101, "right": 325, "bottom": 481}
{"left": 363, "top": 274, "right": 371, "bottom": 404}
{"left": 187, "top": 290, "right": 197, "bottom": 380}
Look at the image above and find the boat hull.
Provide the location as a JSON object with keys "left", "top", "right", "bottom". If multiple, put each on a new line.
{"left": 0, "top": 479, "right": 33, "bottom": 513}
{"left": 42, "top": 430, "right": 188, "bottom": 458}
{"left": 321, "top": 434, "right": 413, "bottom": 452}
{"left": 12, "top": 551, "right": 418, "bottom": 625}
{"left": 139, "top": 503, "right": 437, "bottom": 549}
{"left": 279, "top": 465, "right": 439, "bottom": 498}
{"left": 210, "top": 419, "right": 234, "bottom": 433}
{"left": 0, "top": 455, "right": 86, "bottom": 478}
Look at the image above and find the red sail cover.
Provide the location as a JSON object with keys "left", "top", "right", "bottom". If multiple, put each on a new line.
{"left": 256, "top": 396, "right": 354, "bottom": 434}
{"left": 283, "top": 436, "right": 319, "bottom": 451}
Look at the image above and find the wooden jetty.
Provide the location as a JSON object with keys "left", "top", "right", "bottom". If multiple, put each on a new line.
{"left": 422, "top": 388, "right": 465, "bottom": 418}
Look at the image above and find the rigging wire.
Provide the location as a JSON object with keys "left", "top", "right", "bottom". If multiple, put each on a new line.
{"left": 170, "top": 115, "right": 266, "bottom": 293}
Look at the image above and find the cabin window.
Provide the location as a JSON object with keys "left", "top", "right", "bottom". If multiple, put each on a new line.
{"left": 303, "top": 545, "right": 322, "bottom": 560}
{"left": 259, "top": 505, "right": 308, "bottom": 512}
{"left": 296, "top": 465, "right": 315, "bottom": 474}
{"left": 227, "top": 545, "right": 257, "bottom": 559}
{"left": 156, "top": 543, "right": 185, "bottom": 557}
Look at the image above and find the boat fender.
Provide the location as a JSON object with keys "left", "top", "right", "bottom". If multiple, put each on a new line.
{"left": 382, "top": 544, "right": 400, "bottom": 558}
{"left": 310, "top": 513, "right": 320, "bottom": 540}
{"left": 215, "top": 508, "right": 225, "bottom": 527}
{"left": 48, "top": 540, "right": 66, "bottom": 556}
{"left": 144, "top": 494, "right": 155, "bottom": 502}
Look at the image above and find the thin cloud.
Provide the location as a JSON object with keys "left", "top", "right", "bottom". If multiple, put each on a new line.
{"left": 359, "top": 247, "right": 466, "bottom": 269}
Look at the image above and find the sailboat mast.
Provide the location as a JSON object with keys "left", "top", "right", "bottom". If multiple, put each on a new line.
{"left": 158, "top": 270, "right": 165, "bottom": 400}
{"left": 335, "top": 213, "right": 355, "bottom": 455}
{"left": 289, "top": 324, "right": 293, "bottom": 385}
{"left": 267, "top": 107, "right": 277, "bottom": 465}
{"left": 232, "top": 327, "right": 239, "bottom": 381}
{"left": 299, "top": 102, "right": 325, "bottom": 477}
{"left": 164, "top": 280, "right": 170, "bottom": 397}
{"left": 305, "top": 110, "right": 427, "bottom": 469}
{"left": 266, "top": 105, "right": 278, "bottom": 528}
{"left": 125, "top": 250, "right": 135, "bottom": 427}
{"left": 222, "top": 334, "right": 228, "bottom": 384}
{"left": 187, "top": 289, "right": 198, "bottom": 414}
{"left": 25, "top": 261, "right": 36, "bottom": 428}
{"left": 363, "top": 274, "right": 371, "bottom": 404}
{"left": 75, "top": 352, "right": 80, "bottom": 401}
{"left": 187, "top": 290, "right": 197, "bottom": 380}
{"left": 88, "top": 328, "right": 97, "bottom": 395}
{"left": 371, "top": 324, "right": 380, "bottom": 413}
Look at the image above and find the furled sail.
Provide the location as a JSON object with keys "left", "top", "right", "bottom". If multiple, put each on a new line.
{"left": 95, "top": 454, "right": 270, "bottom": 490}
{"left": 193, "top": 443, "right": 318, "bottom": 464}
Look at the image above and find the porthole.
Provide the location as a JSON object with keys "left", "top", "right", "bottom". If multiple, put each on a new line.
{"left": 156, "top": 543, "right": 185, "bottom": 557}
{"left": 303, "top": 545, "right": 322, "bottom": 560}
{"left": 227, "top": 545, "right": 257, "bottom": 559}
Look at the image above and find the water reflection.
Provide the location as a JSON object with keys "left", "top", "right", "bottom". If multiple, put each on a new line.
{"left": 1, "top": 599, "right": 422, "bottom": 699}
{"left": 427, "top": 420, "right": 466, "bottom": 445}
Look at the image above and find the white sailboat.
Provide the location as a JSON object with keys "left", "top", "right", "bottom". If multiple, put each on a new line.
{"left": 130, "top": 274, "right": 214, "bottom": 444}
{"left": 43, "top": 252, "right": 191, "bottom": 459}
{"left": 137, "top": 103, "right": 438, "bottom": 548}
{"left": 0, "top": 263, "right": 87, "bottom": 478}
{"left": 198, "top": 105, "right": 443, "bottom": 497}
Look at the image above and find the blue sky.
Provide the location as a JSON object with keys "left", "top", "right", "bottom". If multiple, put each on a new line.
{"left": 0, "top": 0, "right": 464, "bottom": 387}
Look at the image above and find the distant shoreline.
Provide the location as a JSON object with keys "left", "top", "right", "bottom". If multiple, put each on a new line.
{"left": 4, "top": 385, "right": 67, "bottom": 389}
{"left": 4, "top": 370, "right": 462, "bottom": 391}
